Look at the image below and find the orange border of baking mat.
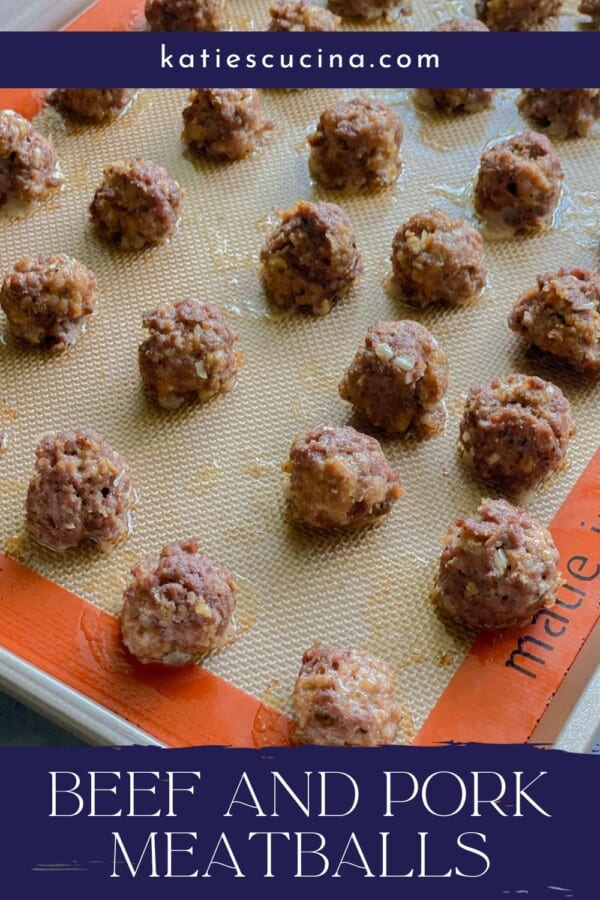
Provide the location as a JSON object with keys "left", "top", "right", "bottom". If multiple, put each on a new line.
{"left": 416, "top": 447, "right": 600, "bottom": 745}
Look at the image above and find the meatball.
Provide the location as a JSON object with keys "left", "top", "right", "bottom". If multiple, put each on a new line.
{"left": 120, "top": 539, "right": 236, "bottom": 666}
{"left": 579, "top": 0, "right": 600, "bottom": 25}
{"left": 474, "top": 131, "right": 563, "bottom": 231}
{"left": 0, "top": 109, "right": 62, "bottom": 208}
{"left": 308, "top": 98, "right": 403, "bottom": 192}
{"left": 414, "top": 19, "right": 494, "bottom": 114}
{"left": 138, "top": 298, "right": 240, "bottom": 410}
{"left": 327, "top": 0, "right": 412, "bottom": 21}
{"left": 50, "top": 89, "right": 136, "bottom": 124}
{"left": 268, "top": 1, "right": 340, "bottom": 29}
{"left": 293, "top": 643, "right": 401, "bottom": 746}
{"left": 25, "top": 428, "right": 133, "bottom": 552}
{"left": 0, "top": 254, "right": 97, "bottom": 349}
{"left": 339, "top": 321, "right": 449, "bottom": 439}
{"left": 517, "top": 89, "right": 600, "bottom": 138}
{"left": 89, "top": 158, "right": 182, "bottom": 251}
{"left": 475, "top": 0, "right": 562, "bottom": 30}
{"left": 509, "top": 268, "right": 600, "bottom": 373}
{"left": 283, "top": 423, "right": 402, "bottom": 529}
{"left": 145, "top": 0, "right": 225, "bottom": 30}
{"left": 390, "top": 209, "right": 486, "bottom": 307}
{"left": 182, "top": 89, "right": 271, "bottom": 161}
{"left": 458, "top": 374, "right": 575, "bottom": 495}
{"left": 436, "top": 498, "right": 560, "bottom": 630}
{"left": 260, "top": 200, "right": 362, "bottom": 316}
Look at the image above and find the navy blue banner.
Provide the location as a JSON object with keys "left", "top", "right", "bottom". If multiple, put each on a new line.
{"left": 0, "top": 743, "right": 596, "bottom": 898}
{"left": 0, "top": 32, "right": 598, "bottom": 88}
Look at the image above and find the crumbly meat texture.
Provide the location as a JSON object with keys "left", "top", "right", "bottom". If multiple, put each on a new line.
{"left": 260, "top": 200, "right": 363, "bottom": 316}
{"left": 26, "top": 428, "right": 133, "bottom": 551}
{"left": 182, "top": 89, "right": 271, "bottom": 161}
{"left": 475, "top": 0, "right": 562, "bottom": 30}
{"left": 339, "top": 320, "right": 449, "bottom": 439}
{"left": 292, "top": 643, "right": 401, "bottom": 746}
{"left": 308, "top": 98, "right": 403, "bottom": 192}
{"left": 89, "top": 158, "right": 182, "bottom": 251}
{"left": 268, "top": 1, "right": 340, "bottom": 29}
{"left": 474, "top": 130, "right": 563, "bottom": 231}
{"left": 0, "top": 254, "right": 98, "bottom": 349}
{"left": 145, "top": 0, "right": 225, "bottom": 30}
{"left": 579, "top": 0, "right": 600, "bottom": 25}
{"left": 120, "top": 539, "right": 236, "bottom": 665}
{"left": 390, "top": 208, "right": 486, "bottom": 307}
{"left": 509, "top": 268, "right": 600, "bottom": 372}
{"left": 327, "top": 0, "right": 412, "bottom": 21}
{"left": 50, "top": 89, "right": 136, "bottom": 123}
{"left": 437, "top": 498, "right": 560, "bottom": 630}
{"left": 138, "top": 298, "right": 240, "bottom": 409}
{"left": 458, "top": 374, "right": 575, "bottom": 495}
{"left": 0, "top": 109, "right": 62, "bottom": 207}
{"left": 517, "top": 89, "right": 600, "bottom": 137}
{"left": 283, "top": 423, "right": 402, "bottom": 529}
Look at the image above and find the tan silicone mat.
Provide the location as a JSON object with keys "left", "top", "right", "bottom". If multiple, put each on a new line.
{"left": 1, "top": 77, "right": 599, "bottom": 740}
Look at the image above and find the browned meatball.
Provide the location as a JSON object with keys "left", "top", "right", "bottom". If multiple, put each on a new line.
{"left": 458, "top": 374, "right": 575, "bottom": 495}
{"left": 182, "top": 89, "right": 271, "bottom": 161}
{"left": 339, "top": 321, "right": 449, "bottom": 438}
{"left": 390, "top": 209, "right": 486, "bottom": 307}
{"left": 0, "top": 254, "right": 97, "bottom": 349}
{"left": 145, "top": 0, "right": 225, "bottom": 30}
{"left": 474, "top": 131, "right": 563, "bottom": 231}
{"left": 475, "top": 0, "right": 562, "bottom": 30}
{"left": 283, "top": 423, "right": 402, "bottom": 529}
{"left": 26, "top": 428, "right": 133, "bottom": 552}
{"left": 268, "top": 0, "right": 340, "bottom": 29}
{"left": 293, "top": 643, "right": 401, "bottom": 746}
{"left": 579, "top": 0, "right": 600, "bottom": 25}
{"left": 50, "top": 89, "right": 136, "bottom": 124}
{"left": 120, "top": 539, "right": 236, "bottom": 666}
{"left": 0, "top": 109, "right": 62, "bottom": 208}
{"left": 327, "top": 0, "right": 412, "bottom": 20}
{"left": 436, "top": 498, "right": 560, "bottom": 630}
{"left": 260, "top": 200, "right": 362, "bottom": 316}
{"left": 509, "top": 268, "right": 600, "bottom": 373}
{"left": 89, "top": 158, "right": 182, "bottom": 251}
{"left": 138, "top": 298, "right": 240, "bottom": 410}
{"left": 518, "top": 89, "right": 600, "bottom": 138}
{"left": 308, "top": 98, "right": 403, "bottom": 192}
{"left": 414, "top": 19, "right": 494, "bottom": 114}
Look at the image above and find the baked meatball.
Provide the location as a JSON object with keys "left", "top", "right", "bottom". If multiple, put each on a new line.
{"left": 283, "top": 423, "right": 402, "bottom": 529}
{"left": 260, "top": 200, "right": 362, "bottom": 316}
{"left": 509, "top": 268, "right": 600, "bottom": 373}
{"left": 25, "top": 428, "right": 133, "bottom": 552}
{"left": 458, "top": 374, "right": 575, "bottom": 495}
{"left": 579, "top": 0, "right": 600, "bottom": 25}
{"left": 0, "top": 109, "right": 62, "bottom": 208}
{"left": 308, "top": 98, "right": 403, "bottom": 192}
{"left": 145, "top": 0, "right": 225, "bottom": 30}
{"left": 182, "top": 89, "right": 270, "bottom": 161}
{"left": 0, "top": 254, "right": 97, "bottom": 349}
{"left": 474, "top": 131, "right": 563, "bottom": 231}
{"left": 138, "top": 298, "right": 240, "bottom": 410}
{"left": 120, "top": 539, "right": 236, "bottom": 666}
{"left": 390, "top": 209, "right": 486, "bottom": 307}
{"left": 475, "top": 0, "right": 562, "bottom": 30}
{"left": 293, "top": 643, "right": 401, "bottom": 746}
{"left": 436, "top": 498, "right": 560, "bottom": 630}
{"left": 339, "top": 320, "right": 449, "bottom": 438}
{"left": 89, "top": 158, "right": 182, "bottom": 251}
{"left": 50, "top": 89, "right": 136, "bottom": 124}
{"left": 268, "top": 0, "right": 340, "bottom": 29}
{"left": 517, "top": 89, "right": 600, "bottom": 138}
{"left": 414, "top": 19, "right": 494, "bottom": 114}
{"left": 327, "top": 0, "right": 411, "bottom": 21}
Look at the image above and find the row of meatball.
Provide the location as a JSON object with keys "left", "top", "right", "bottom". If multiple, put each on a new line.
{"left": 142, "top": 0, "right": 600, "bottom": 32}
